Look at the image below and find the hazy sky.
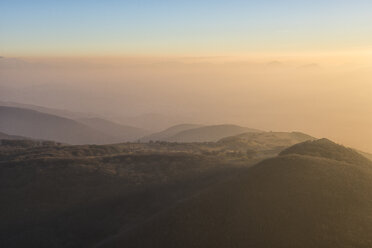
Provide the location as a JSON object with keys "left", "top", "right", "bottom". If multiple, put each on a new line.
{"left": 1, "top": 1, "right": 372, "bottom": 152}
{"left": 2, "top": 0, "right": 372, "bottom": 56}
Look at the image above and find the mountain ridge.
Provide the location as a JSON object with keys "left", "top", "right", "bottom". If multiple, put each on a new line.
{"left": 0, "top": 106, "right": 116, "bottom": 145}
{"left": 140, "top": 124, "right": 205, "bottom": 142}
{"left": 77, "top": 117, "right": 149, "bottom": 142}
{"left": 165, "top": 124, "right": 262, "bottom": 142}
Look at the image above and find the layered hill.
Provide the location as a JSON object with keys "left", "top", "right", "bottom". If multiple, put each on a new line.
{"left": 0, "top": 100, "right": 93, "bottom": 119}
{"left": 140, "top": 124, "right": 205, "bottom": 142}
{"left": 104, "top": 139, "right": 372, "bottom": 248}
{"left": 164, "top": 124, "right": 261, "bottom": 142}
{"left": 77, "top": 118, "right": 149, "bottom": 142}
{"left": 0, "top": 106, "right": 115, "bottom": 145}
{"left": 281, "top": 138, "right": 372, "bottom": 166}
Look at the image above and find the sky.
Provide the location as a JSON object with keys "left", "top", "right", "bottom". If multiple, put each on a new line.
{"left": 1, "top": 1, "right": 372, "bottom": 152}
{"left": 2, "top": 0, "right": 372, "bottom": 56}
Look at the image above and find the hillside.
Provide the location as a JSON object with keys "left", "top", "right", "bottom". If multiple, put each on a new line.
{"left": 102, "top": 139, "right": 372, "bottom": 248}
{"left": 281, "top": 138, "right": 371, "bottom": 166}
{"left": 218, "top": 131, "right": 314, "bottom": 153}
{"left": 0, "top": 142, "right": 257, "bottom": 248}
{"left": 140, "top": 124, "right": 204, "bottom": 142}
{"left": 77, "top": 118, "right": 149, "bottom": 142}
{"left": 0, "top": 106, "right": 116, "bottom": 145}
{"left": 165, "top": 124, "right": 262, "bottom": 142}
{"left": 357, "top": 150, "right": 372, "bottom": 162}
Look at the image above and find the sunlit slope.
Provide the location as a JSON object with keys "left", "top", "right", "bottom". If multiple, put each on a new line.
{"left": 218, "top": 131, "right": 314, "bottom": 152}
{"left": 107, "top": 139, "right": 372, "bottom": 248}
{"left": 165, "top": 124, "right": 262, "bottom": 142}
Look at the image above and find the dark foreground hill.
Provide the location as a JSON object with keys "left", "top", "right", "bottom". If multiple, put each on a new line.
{"left": 0, "top": 141, "right": 262, "bottom": 248}
{"left": 101, "top": 139, "right": 372, "bottom": 248}
{"left": 0, "top": 106, "right": 116, "bottom": 145}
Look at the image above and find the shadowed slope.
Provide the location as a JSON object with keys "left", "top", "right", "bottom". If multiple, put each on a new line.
{"left": 102, "top": 139, "right": 372, "bottom": 248}
{"left": 281, "top": 138, "right": 372, "bottom": 166}
{"left": 0, "top": 141, "right": 259, "bottom": 248}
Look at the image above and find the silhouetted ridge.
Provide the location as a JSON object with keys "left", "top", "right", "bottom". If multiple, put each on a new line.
{"left": 280, "top": 138, "right": 371, "bottom": 166}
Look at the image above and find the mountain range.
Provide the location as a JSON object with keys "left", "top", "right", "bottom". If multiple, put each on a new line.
{"left": 0, "top": 104, "right": 268, "bottom": 145}
{"left": 0, "top": 106, "right": 116, "bottom": 144}
{"left": 1, "top": 120, "right": 372, "bottom": 247}
{"left": 0, "top": 106, "right": 155, "bottom": 144}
